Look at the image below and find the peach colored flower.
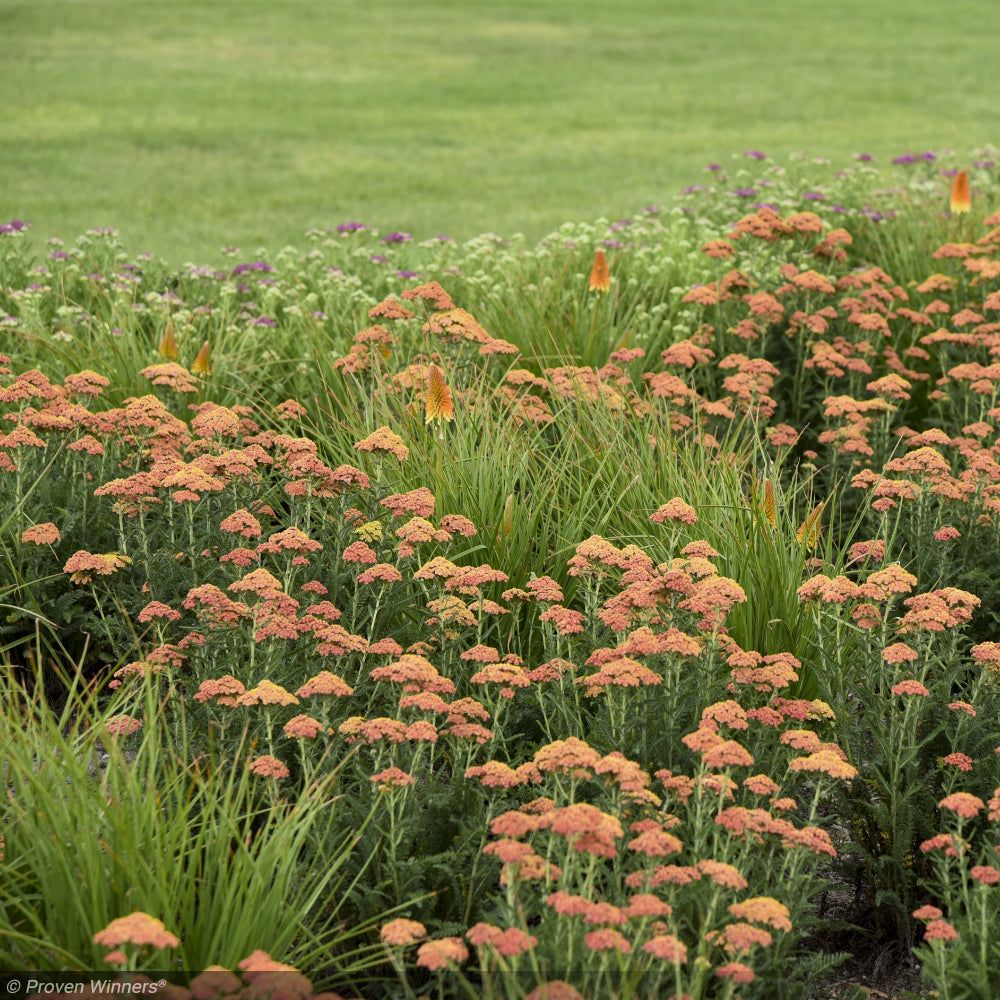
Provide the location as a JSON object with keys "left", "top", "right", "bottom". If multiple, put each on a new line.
{"left": 702, "top": 739, "right": 754, "bottom": 769}
{"left": 682, "top": 726, "right": 724, "bottom": 754}
{"left": 295, "top": 670, "right": 353, "bottom": 698}
{"left": 788, "top": 750, "right": 858, "bottom": 780}
{"left": 882, "top": 642, "right": 918, "bottom": 664}
{"left": 642, "top": 934, "right": 687, "bottom": 963}
{"left": 466, "top": 923, "right": 538, "bottom": 956}
{"left": 539, "top": 604, "right": 586, "bottom": 635}
{"left": 426, "top": 594, "right": 477, "bottom": 626}
{"left": 104, "top": 715, "right": 142, "bottom": 738}
{"left": 371, "top": 767, "right": 416, "bottom": 788}
{"left": 525, "top": 575, "right": 565, "bottom": 602}
{"left": 728, "top": 897, "right": 792, "bottom": 932}
{"left": 941, "top": 752, "right": 973, "bottom": 772}
{"left": 584, "top": 928, "right": 631, "bottom": 954}
{"left": 193, "top": 674, "right": 247, "bottom": 705}
{"left": 625, "top": 893, "right": 673, "bottom": 919}
{"left": 627, "top": 827, "right": 683, "bottom": 858}
{"left": 697, "top": 859, "right": 747, "bottom": 889}
{"left": 355, "top": 426, "right": 409, "bottom": 461}
{"left": 357, "top": 563, "right": 404, "bottom": 584}
{"left": 369, "top": 297, "right": 414, "bottom": 320}
{"left": 715, "top": 961, "right": 755, "bottom": 984}
{"left": 381, "top": 486, "right": 436, "bottom": 517}
{"left": 283, "top": 714, "right": 326, "bottom": 739}
{"left": 525, "top": 983, "right": 584, "bottom": 1000}
{"left": 236, "top": 948, "right": 301, "bottom": 972}
{"left": 249, "top": 755, "right": 290, "bottom": 779}
{"left": 743, "top": 774, "right": 781, "bottom": 796}
{"left": 63, "top": 550, "right": 131, "bottom": 585}
{"left": 405, "top": 720, "right": 438, "bottom": 742}
{"left": 93, "top": 912, "right": 180, "bottom": 950}
{"left": 860, "top": 563, "right": 918, "bottom": 600}
{"left": 21, "top": 522, "right": 61, "bottom": 545}
{"left": 920, "top": 833, "right": 968, "bottom": 857}
{"left": 948, "top": 701, "right": 976, "bottom": 717}
{"left": 923, "top": 919, "right": 958, "bottom": 941}
{"left": 780, "top": 730, "right": 823, "bottom": 753}
{"left": 399, "top": 691, "right": 451, "bottom": 713}
{"left": 238, "top": 679, "right": 298, "bottom": 707}
{"left": 712, "top": 921, "right": 773, "bottom": 954}
{"left": 971, "top": 642, "right": 1000, "bottom": 671}
{"left": 577, "top": 655, "right": 661, "bottom": 695}
{"left": 546, "top": 803, "right": 624, "bottom": 858}
{"left": 136, "top": 600, "right": 182, "bottom": 623}
{"left": 891, "top": 680, "right": 929, "bottom": 696}
{"left": 370, "top": 654, "right": 455, "bottom": 694}
{"left": 534, "top": 737, "right": 602, "bottom": 776}
{"left": 971, "top": 865, "right": 1000, "bottom": 885}
{"left": 938, "top": 792, "right": 984, "bottom": 819}
{"left": 581, "top": 900, "right": 626, "bottom": 926}
{"left": 415, "top": 936, "right": 469, "bottom": 971}
{"left": 702, "top": 699, "right": 749, "bottom": 730}
{"left": 342, "top": 540, "right": 378, "bottom": 564}
{"left": 650, "top": 498, "right": 697, "bottom": 525}
{"left": 380, "top": 918, "right": 427, "bottom": 947}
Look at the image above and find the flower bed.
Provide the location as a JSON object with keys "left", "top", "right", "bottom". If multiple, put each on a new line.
{"left": 2, "top": 149, "right": 1000, "bottom": 998}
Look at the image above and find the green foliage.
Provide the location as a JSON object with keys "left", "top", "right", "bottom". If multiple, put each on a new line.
{"left": 0, "top": 663, "right": 388, "bottom": 982}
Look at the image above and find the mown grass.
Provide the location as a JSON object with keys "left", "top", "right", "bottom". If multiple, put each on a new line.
{"left": 3, "top": 0, "right": 999, "bottom": 265}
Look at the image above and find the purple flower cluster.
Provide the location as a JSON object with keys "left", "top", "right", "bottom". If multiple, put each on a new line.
{"left": 1, "top": 220, "right": 30, "bottom": 235}
{"left": 231, "top": 262, "right": 275, "bottom": 276}
{"left": 892, "top": 151, "right": 937, "bottom": 165}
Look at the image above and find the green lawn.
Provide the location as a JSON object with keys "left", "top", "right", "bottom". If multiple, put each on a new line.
{"left": 2, "top": 0, "right": 998, "bottom": 266}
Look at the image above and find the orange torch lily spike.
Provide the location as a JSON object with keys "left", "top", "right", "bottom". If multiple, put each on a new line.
{"left": 589, "top": 249, "right": 611, "bottom": 292}
{"left": 425, "top": 363, "right": 454, "bottom": 424}
{"left": 157, "top": 321, "right": 179, "bottom": 360}
{"left": 191, "top": 340, "right": 212, "bottom": 376}
{"left": 950, "top": 170, "right": 971, "bottom": 215}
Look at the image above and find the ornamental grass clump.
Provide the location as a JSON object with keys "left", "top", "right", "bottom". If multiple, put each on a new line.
{"left": 0, "top": 660, "right": 387, "bottom": 981}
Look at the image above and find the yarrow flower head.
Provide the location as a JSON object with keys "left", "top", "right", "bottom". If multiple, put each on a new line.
{"left": 415, "top": 936, "right": 469, "bottom": 971}
{"left": 248, "top": 755, "right": 291, "bottom": 779}
{"left": 651, "top": 497, "right": 697, "bottom": 525}
{"left": 93, "top": 912, "right": 180, "bottom": 950}
{"left": 355, "top": 426, "right": 409, "bottom": 461}
{"left": 380, "top": 918, "right": 427, "bottom": 947}
{"left": 938, "top": 792, "right": 984, "bottom": 819}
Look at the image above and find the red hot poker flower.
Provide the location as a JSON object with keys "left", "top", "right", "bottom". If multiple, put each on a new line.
{"left": 589, "top": 249, "right": 611, "bottom": 292}
{"left": 950, "top": 170, "right": 971, "bottom": 215}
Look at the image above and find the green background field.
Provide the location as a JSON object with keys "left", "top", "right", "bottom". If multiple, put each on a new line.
{"left": 2, "top": 0, "right": 998, "bottom": 265}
